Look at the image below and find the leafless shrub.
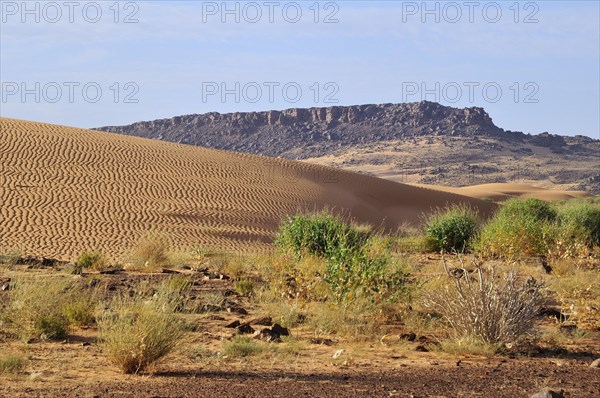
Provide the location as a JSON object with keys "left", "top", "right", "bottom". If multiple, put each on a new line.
{"left": 425, "top": 255, "right": 545, "bottom": 347}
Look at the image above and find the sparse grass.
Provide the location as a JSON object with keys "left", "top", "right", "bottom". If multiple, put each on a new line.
{"left": 307, "top": 298, "right": 384, "bottom": 340}
{"left": 223, "top": 336, "right": 264, "bottom": 358}
{"left": 1, "top": 277, "right": 73, "bottom": 341}
{"left": 130, "top": 232, "right": 170, "bottom": 270}
{"left": 187, "top": 345, "right": 223, "bottom": 365}
{"left": 0, "top": 246, "right": 22, "bottom": 266}
{"left": 256, "top": 291, "right": 303, "bottom": 328}
{"left": 0, "top": 354, "right": 26, "bottom": 375}
{"left": 97, "top": 292, "right": 186, "bottom": 374}
{"left": 550, "top": 267, "right": 600, "bottom": 330}
{"left": 193, "top": 246, "right": 234, "bottom": 274}
{"left": 396, "top": 234, "right": 429, "bottom": 254}
{"left": 234, "top": 278, "right": 255, "bottom": 297}
{"left": 437, "top": 337, "right": 498, "bottom": 357}
{"left": 424, "top": 205, "right": 479, "bottom": 252}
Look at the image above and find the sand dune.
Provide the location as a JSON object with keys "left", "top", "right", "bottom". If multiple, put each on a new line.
{"left": 409, "top": 183, "right": 590, "bottom": 201}
{"left": 1, "top": 118, "right": 496, "bottom": 260}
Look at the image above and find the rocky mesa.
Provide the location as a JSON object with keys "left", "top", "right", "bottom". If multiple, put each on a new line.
{"left": 95, "top": 101, "right": 600, "bottom": 193}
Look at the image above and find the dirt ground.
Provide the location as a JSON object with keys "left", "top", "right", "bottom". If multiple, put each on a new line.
{"left": 1, "top": 357, "right": 599, "bottom": 397}
{"left": 1, "top": 262, "right": 599, "bottom": 398}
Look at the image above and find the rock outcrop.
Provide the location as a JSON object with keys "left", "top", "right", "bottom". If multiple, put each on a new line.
{"left": 95, "top": 101, "right": 515, "bottom": 158}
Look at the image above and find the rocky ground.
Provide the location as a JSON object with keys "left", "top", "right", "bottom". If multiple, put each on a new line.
{"left": 1, "top": 256, "right": 599, "bottom": 398}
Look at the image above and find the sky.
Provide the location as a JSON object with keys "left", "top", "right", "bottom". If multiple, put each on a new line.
{"left": 0, "top": 0, "right": 599, "bottom": 138}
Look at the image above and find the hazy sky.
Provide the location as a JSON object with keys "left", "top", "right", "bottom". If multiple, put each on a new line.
{"left": 1, "top": 1, "right": 599, "bottom": 138}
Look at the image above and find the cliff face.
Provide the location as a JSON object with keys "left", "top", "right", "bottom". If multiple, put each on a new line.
{"left": 95, "top": 101, "right": 511, "bottom": 158}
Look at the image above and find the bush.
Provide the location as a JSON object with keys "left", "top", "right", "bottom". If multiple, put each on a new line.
{"left": 275, "top": 213, "right": 411, "bottom": 304}
{"left": 63, "top": 298, "right": 96, "bottom": 327}
{"left": 425, "top": 264, "right": 545, "bottom": 348}
{"left": 500, "top": 198, "right": 557, "bottom": 222}
{"left": 98, "top": 293, "right": 185, "bottom": 374}
{"left": 275, "top": 212, "right": 370, "bottom": 262}
{"left": 76, "top": 251, "right": 107, "bottom": 271}
{"left": 424, "top": 205, "right": 479, "bottom": 252}
{"left": 0, "top": 355, "right": 25, "bottom": 375}
{"left": 34, "top": 315, "right": 69, "bottom": 340}
{"left": 476, "top": 198, "right": 557, "bottom": 258}
{"left": 557, "top": 203, "right": 600, "bottom": 249}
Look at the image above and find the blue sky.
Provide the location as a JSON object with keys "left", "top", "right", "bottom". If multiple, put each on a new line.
{"left": 1, "top": 0, "right": 598, "bottom": 138}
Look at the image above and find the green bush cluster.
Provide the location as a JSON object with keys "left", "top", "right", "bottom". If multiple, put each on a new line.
{"left": 424, "top": 205, "right": 479, "bottom": 252}
{"left": 476, "top": 198, "right": 556, "bottom": 258}
{"left": 558, "top": 203, "right": 600, "bottom": 248}
{"left": 275, "top": 212, "right": 370, "bottom": 261}
{"left": 275, "top": 212, "right": 410, "bottom": 303}
{"left": 476, "top": 198, "right": 599, "bottom": 258}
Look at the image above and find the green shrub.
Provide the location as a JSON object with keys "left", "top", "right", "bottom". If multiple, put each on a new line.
{"left": 275, "top": 213, "right": 411, "bottom": 304}
{"left": 476, "top": 198, "right": 557, "bottom": 258}
{"left": 500, "top": 198, "right": 557, "bottom": 222}
{"left": 76, "top": 251, "right": 107, "bottom": 271}
{"left": 424, "top": 205, "right": 479, "bottom": 252}
{"left": 34, "top": 314, "right": 69, "bottom": 340}
{"left": 275, "top": 212, "right": 369, "bottom": 262}
{"left": 63, "top": 298, "right": 96, "bottom": 327}
{"left": 558, "top": 203, "right": 600, "bottom": 249}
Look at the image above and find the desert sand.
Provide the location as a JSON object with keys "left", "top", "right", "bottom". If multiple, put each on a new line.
{"left": 0, "top": 118, "right": 495, "bottom": 260}
{"left": 409, "top": 182, "right": 590, "bottom": 201}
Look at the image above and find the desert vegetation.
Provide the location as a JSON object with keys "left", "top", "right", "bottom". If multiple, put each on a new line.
{"left": 0, "top": 199, "right": 598, "bottom": 395}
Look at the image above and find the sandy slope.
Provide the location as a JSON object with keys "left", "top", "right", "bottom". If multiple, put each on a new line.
{"left": 0, "top": 118, "right": 495, "bottom": 260}
{"left": 409, "top": 183, "right": 590, "bottom": 201}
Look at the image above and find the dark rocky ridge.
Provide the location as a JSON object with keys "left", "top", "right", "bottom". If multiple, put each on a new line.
{"left": 95, "top": 102, "right": 521, "bottom": 157}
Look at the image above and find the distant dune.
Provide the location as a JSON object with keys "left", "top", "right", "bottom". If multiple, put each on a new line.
{"left": 0, "top": 118, "right": 498, "bottom": 260}
{"left": 409, "top": 183, "right": 590, "bottom": 201}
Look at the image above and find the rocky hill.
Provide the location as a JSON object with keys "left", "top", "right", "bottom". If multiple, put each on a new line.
{"left": 95, "top": 101, "right": 600, "bottom": 193}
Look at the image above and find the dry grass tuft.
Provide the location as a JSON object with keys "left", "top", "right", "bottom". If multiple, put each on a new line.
{"left": 129, "top": 232, "right": 171, "bottom": 270}
{"left": 97, "top": 290, "right": 186, "bottom": 374}
{"left": 1, "top": 277, "right": 74, "bottom": 341}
